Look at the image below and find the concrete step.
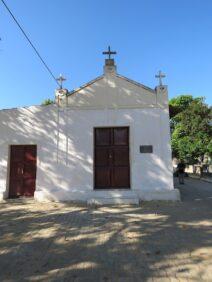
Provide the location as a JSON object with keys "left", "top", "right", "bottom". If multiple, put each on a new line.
{"left": 91, "top": 190, "right": 137, "bottom": 198}
{"left": 87, "top": 190, "right": 139, "bottom": 205}
{"left": 87, "top": 197, "right": 139, "bottom": 205}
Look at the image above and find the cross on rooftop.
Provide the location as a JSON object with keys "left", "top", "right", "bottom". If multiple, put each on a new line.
{"left": 102, "top": 46, "right": 117, "bottom": 59}
{"left": 155, "top": 70, "right": 166, "bottom": 86}
{"left": 56, "top": 74, "right": 66, "bottom": 89}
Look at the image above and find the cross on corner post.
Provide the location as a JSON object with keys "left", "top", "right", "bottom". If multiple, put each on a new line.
{"left": 155, "top": 70, "right": 166, "bottom": 86}
{"left": 56, "top": 74, "right": 66, "bottom": 90}
{"left": 102, "top": 46, "right": 117, "bottom": 60}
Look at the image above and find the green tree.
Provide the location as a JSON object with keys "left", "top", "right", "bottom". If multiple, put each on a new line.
{"left": 41, "top": 99, "right": 54, "bottom": 105}
{"left": 169, "top": 95, "right": 212, "bottom": 164}
{"left": 169, "top": 95, "right": 194, "bottom": 118}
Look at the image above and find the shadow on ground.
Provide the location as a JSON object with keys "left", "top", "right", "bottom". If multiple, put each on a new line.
{"left": 0, "top": 180, "right": 212, "bottom": 281}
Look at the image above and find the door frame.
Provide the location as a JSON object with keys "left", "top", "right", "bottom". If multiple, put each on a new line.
{"left": 93, "top": 126, "right": 131, "bottom": 190}
{"left": 7, "top": 144, "right": 37, "bottom": 198}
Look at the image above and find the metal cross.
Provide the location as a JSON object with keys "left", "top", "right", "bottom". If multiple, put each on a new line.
{"left": 155, "top": 70, "right": 166, "bottom": 86}
{"left": 56, "top": 74, "right": 66, "bottom": 89}
{"left": 102, "top": 46, "right": 117, "bottom": 59}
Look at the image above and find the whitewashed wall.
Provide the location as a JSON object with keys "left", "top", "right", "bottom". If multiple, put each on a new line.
{"left": 0, "top": 68, "right": 180, "bottom": 202}
{"left": 0, "top": 104, "right": 179, "bottom": 202}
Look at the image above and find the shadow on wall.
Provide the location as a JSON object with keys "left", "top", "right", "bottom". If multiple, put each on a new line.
{"left": 0, "top": 78, "right": 171, "bottom": 200}
{"left": 0, "top": 201, "right": 211, "bottom": 281}
{"left": 0, "top": 104, "right": 93, "bottom": 200}
{"left": 67, "top": 75, "right": 157, "bottom": 108}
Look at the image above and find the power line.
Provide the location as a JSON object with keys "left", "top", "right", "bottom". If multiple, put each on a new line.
{"left": 1, "top": 0, "right": 60, "bottom": 87}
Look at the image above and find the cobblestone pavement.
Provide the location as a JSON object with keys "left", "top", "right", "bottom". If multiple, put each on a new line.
{"left": 175, "top": 177, "right": 212, "bottom": 202}
{"left": 0, "top": 179, "right": 212, "bottom": 282}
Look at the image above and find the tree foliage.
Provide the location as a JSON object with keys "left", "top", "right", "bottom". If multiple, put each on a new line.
{"left": 169, "top": 95, "right": 212, "bottom": 164}
{"left": 41, "top": 99, "right": 54, "bottom": 106}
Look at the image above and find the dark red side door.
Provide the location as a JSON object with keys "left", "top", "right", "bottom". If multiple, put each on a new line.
{"left": 9, "top": 145, "right": 37, "bottom": 198}
{"left": 94, "top": 127, "right": 130, "bottom": 189}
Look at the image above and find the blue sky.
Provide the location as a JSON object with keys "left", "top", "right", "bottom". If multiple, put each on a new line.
{"left": 1, "top": 0, "right": 212, "bottom": 109}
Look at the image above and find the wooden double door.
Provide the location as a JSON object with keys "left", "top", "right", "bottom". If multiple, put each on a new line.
{"left": 94, "top": 127, "right": 130, "bottom": 189}
{"left": 9, "top": 145, "right": 37, "bottom": 198}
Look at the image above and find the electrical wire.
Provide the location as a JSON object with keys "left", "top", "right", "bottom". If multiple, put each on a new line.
{"left": 1, "top": 0, "right": 60, "bottom": 87}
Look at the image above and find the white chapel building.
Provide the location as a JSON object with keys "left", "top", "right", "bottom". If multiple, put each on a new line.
{"left": 0, "top": 49, "right": 180, "bottom": 204}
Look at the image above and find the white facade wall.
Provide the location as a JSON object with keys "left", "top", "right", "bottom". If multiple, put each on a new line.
{"left": 0, "top": 68, "right": 180, "bottom": 202}
{"left": 0, "top": 105, "right": 179, "bottom": 202}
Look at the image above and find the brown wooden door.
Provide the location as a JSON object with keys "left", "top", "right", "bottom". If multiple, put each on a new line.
{"left": 9, "top": 145, "right": 37, "bottom": 198}
{"left": 94, "top": 127, "right": 130, "bottom": 189}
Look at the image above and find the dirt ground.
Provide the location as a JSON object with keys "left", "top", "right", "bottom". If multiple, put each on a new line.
{"left": 0, "top": 178, "right": 211, "bottom": 282}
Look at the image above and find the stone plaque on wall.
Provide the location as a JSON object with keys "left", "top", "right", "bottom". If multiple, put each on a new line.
{"left": 140, "top": 145, "right": 153, "bottom": 153}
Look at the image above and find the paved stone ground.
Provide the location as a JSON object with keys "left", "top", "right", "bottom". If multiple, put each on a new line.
{"left": 0, "top": 178, "right": 212, "bottom": 282}
{"left": 175, "top": 177, "right": 212, "bottom": 202}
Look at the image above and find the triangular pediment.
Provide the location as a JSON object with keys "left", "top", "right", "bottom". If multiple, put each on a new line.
{"left": 66, "top": 73, "right": 157, "bottom": 109}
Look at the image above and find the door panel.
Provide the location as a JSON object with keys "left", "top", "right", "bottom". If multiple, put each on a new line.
{"left": 24, "top": 163, "right": 36, "bottom": 178}
{"left": 95, "top": 167, "right": 111, "bottom": 187}
{"left": 94, "top": 127, "right": 130, "bottom": 189}
{"left": 113, "top": 167, "right": 130, "bottom": 187}
{"left": 95, "top": 148, "right": 110, "bottom": 166}
{"left": 9, "top": 145, "right": 37, "bottom": 198}
{"left": 24, "top": 147, "right": 36, "bottom": 162}
{"left": 9, "top": 180, "right": 23, "bottom": 197}
{"left": 23, "top": 179, "right": 36, "bottom": 196}
{"left": 95, "top": 128, "right": 111, "bottom": 146}
{"left": 10, "top": 162, "right": 24, "bottom": 179}
{"left": 11, "top": 146, "right": 24, "bottom": 162}
{"left": 113, "top": 148, "right": 129, "bottom": 166}
{"left": 113, "top": 127, "right": 129, "bottom": 145}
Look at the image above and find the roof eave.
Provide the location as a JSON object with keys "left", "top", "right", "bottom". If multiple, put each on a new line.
{"left": 67, "top": 73, "right": 156, "bottom": 96}
{"left": 67, "top": 75, "right": 104, "bottom": 96}
{"left": 116, "top": 74, "right": 156, "bottom": 94}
